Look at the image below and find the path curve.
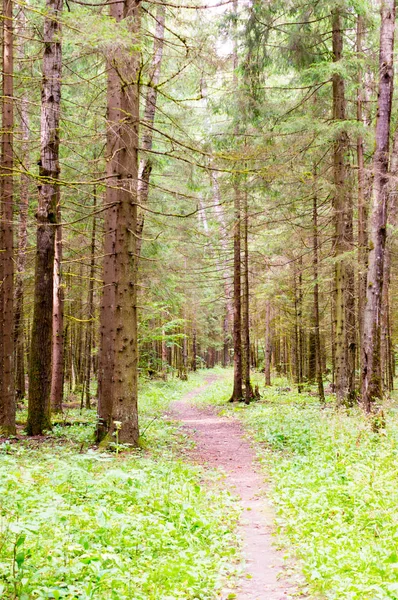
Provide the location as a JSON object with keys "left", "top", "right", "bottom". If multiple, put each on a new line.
{"left": 167, "top": 376, "right": 298, "bottom": 600}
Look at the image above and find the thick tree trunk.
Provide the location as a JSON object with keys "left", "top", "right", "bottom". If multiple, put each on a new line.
{"left": 14, "top": 16, "right": 29, "bottom": 402}
{"left": 50, "top": 189, "right": 64, "bottom": 412}
{"left": 111, "top": 0, "right": 141, "bottom": 444}
{"left": 27, "top": 0, "right": 62, "bottom": 435}
{"left": 357, "top": 14, "right": 368, "bottom": 346}
{"left": 362, "top": 0, "right": 395, "bottom": 411}
{"left": 96, "top": 0, "right": 122, "bottom": 441}
{"left": 0, "top": 0, "right": 15, "bottom": 434}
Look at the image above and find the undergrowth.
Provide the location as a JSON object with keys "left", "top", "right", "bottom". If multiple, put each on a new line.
{"left": 199, "top": 371, "right": 398, "bottom": 600}
{"left": 0, "top": 371, "right": 239, "bottom": 599}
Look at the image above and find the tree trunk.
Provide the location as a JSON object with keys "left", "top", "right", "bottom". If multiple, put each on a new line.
{"left": 332, "top": 8, "right": 348, "bottom": 404}
{"left": 380, "top": 129, "right": 398, "bottom": 393}
{"left": 312, "top": 182, "right": 325, "bottom": 402}
{"left": 264, "top": 300, "right": 271, "bottom": 386}
{"left": 50, "top": 189, "right": 64, "bottom": 412}
{"left": 0, "top": 0, "right": 15, "bottom": 435}
{"left": 229, "top": 0, "right": 243, "bottom": 402}
{"left": 357, "top": 14, "right": 368, "bottom": 346}
{"left": 111, "top": 0, "right": 141, "bottom": 445}
{"left": 96, "top": 0, "right": 122, "bottom": 441}
{"left": 27, "top": 0, "right": 62, "bottom": 435}
{"left": 242, "top": 189, "right": 252, "bottom": 403}
{"left": 362, "top": 0, "right": 395, "bottom": 411}
{"left": 84, "top": 188, "right": 97, "bottom": 409}
{"left": 14, "top": 12, "right": 29, "bottom": 403}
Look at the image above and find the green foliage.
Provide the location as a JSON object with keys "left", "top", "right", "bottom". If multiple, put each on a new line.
{"left": 232, "top": 389, "right": 398, "bottom": 600}
{"left": 1, "top": 374, "right": 239, "bottom": 599}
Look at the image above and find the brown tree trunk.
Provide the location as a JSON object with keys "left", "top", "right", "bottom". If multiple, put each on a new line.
{"left": 362, "top": 0, "right": 395, "bottom": 411}
{"left": 332, "top": 8, "right": 354, "bottom": 405}
{"left": 111, "top": 0, "right": 141, "bottom": 444}
{"left": 242, "top": 189, "right": 252, "bottom": 403}
{"left": 27, "top": 0, "right": 62, "bottom": 435}
{"left": 96, "top": 0, "right": 122, "bottom": 441}
{"left": 50, "top": 189, "right": 64, "bottom": 412}
{"left": 332, "top": 8, "right": 348, "bottom": 404}
{"left": 264, "top": 300, "right": 272, "bottom": 386}
{"left": 313, "top": 183, "right": 325, "bottom": 402}
{"left": 380, "top": 129, "right": 398, "bottom": 393}
{"left": 293, "top": 263, "right": 302, "bottom": 393}
{"left": 0, "top": 0, "right": 15, "bottom": 434}
{"left": 14, "top": 13, "right": 29, "bottom": 403}
{"left": 357, "top": 14, "right": 368, "bottom": 346}
{"left": 229, "top": 0, "right": 243, "bottom": 402}
{"left": 230, "top": 176, "right": 243, "bottom": 401}
{"left": 84, "top": 188, "right": 97, "bottom": 409}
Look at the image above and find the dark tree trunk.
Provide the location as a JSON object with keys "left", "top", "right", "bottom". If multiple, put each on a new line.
{"left": 27, "top": 0, "right": 62, "bottom": 435}
{"left": 111, "top": 0, "right": 141, "bottom": 445}
{"left": 0, "top": 0, "right": 15, "bottom": 434}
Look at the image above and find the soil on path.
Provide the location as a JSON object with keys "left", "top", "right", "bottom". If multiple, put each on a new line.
{"left": 167, "top": 376, "right": 300, "bottom": 600}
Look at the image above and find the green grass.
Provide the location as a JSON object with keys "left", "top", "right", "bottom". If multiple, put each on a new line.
{"left": 198, "top": 371, "right": 398, "bottom": 600}
{"left": 0, "top": 371, "right": 239, "bottom": 600}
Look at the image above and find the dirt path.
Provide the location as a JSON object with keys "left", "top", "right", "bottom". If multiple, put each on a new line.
{"left": 167, "top": 376, "right": 299, "bottom": 600}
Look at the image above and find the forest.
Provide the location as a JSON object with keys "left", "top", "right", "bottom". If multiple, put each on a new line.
{"left": 1, "top": 0, "right": 398, "bottom": 597}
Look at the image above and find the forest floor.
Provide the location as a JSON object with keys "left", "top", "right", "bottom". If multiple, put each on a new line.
{"left": 168, "top": 375, "right": 301, "bottom": 600}
{"left": 4, "top": 370, "right": 398, "bottom": 599}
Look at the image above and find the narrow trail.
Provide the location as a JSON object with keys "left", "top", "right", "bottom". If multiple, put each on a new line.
{"left": 167, "top": 376, "right": 299, "bottom": 600}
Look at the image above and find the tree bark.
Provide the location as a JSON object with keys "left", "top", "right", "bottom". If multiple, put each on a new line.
{"left": 14, "top": 10, "right": 29, "bottom": 403}
{"left": 229, "top": 0, "right": 243, "bottom": 402}
{"left": 242, "top": 188, "right": 252, "bottom": 403}
{"left": 312, "top": 181, "right": 325, "bottom": 402}
{"left": 111, "top": 0, "right": 141, "bottom": 444}
{"left": 332, "top": 8, "right": 354, "bottom": 405}
{"left": 27, "top": 0, "right": 62, "bottom": 435}
{"left": 96, "top": 0, "right": 123, "bottom": 441}
{"left": 84, "top": 187, "right": 97, "bottom": 409}
{"left": 0, "top": 0, "right": 15, "bottom": 434}
{"left": 50, "top": 189, "right": 64, "bottom": 412}
{"left": 362, "top": 0, "right": 395, "bottom": 411}
{"left": 357, "top": 14, "right": 368, "bottom": 347}
{"left": 264, "top": 300, "right": 271, "bottom": 386}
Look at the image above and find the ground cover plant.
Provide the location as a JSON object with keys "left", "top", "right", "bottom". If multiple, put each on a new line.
{"left": 197, "top": 375, "right": 398, "bottom": 600}
{"left": 0, "top": 372, "right": 239, "bottom": 600}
